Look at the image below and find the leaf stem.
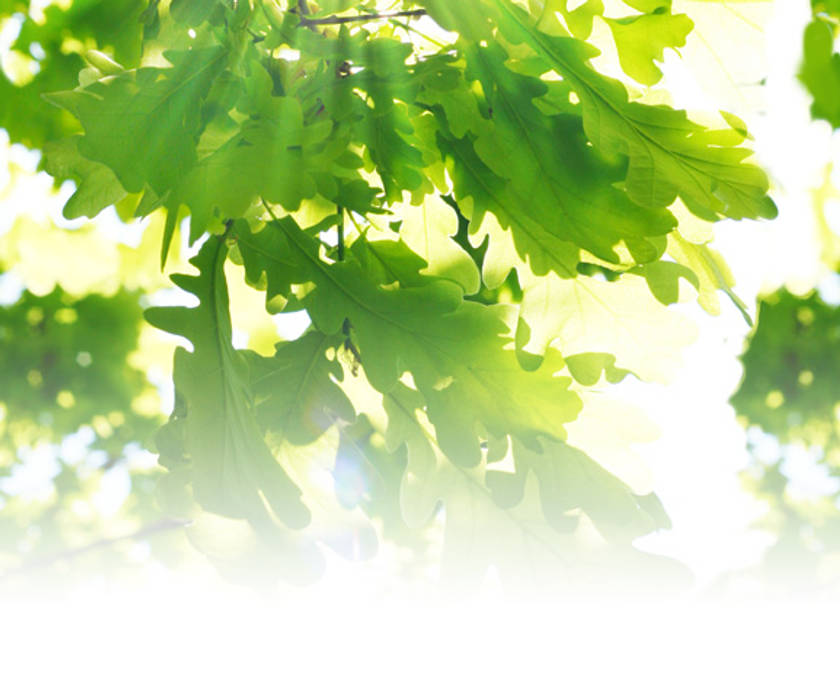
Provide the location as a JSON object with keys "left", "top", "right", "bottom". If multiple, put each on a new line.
{"left": 346, "top": 209, "right": 367, "bottom": 238}
{"left": 337, "top": 205, "right": 345, "bottom": 261}
{"left": 261, "top": 196, "right": 280, "bottom": 222}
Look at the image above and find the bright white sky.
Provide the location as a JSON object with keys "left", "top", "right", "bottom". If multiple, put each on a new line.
{"left": 1, "top": 0, "right": 838, "bottom": 594}
{"left": 628, "top": 0, "right": 840, "bottom": 584}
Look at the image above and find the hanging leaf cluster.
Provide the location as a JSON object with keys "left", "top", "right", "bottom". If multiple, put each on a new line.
{"left": 5, "top": 0, "right": 777, "bottom": 587}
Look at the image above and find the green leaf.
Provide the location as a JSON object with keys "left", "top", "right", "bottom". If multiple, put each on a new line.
{"left": 459, "top": 42, "right": 676, "bottom": 263}
{"left": 334, "top": 415, "right": 423, "bottom": 549}
{"left": 800, "top": 19, "right": 840, "bottom": 129}
{"left": 46, "top": 44, "right": 228, "bottom": 206}
{"left": 415, "top": 55, "right": 486, "bottom": 140}
{"left": 275, "top": 431, "right": 379, "bottom": 562}
{"left": 175, "top": 90, "right": 333, "bottom": 239}
{"left": 631, "top": 260, "right": 699, "bottom": 307}
{"left": 513, "top": 258, "right": 698, "bottom": 382}
{"left": 419, "top": 0, "right": 497, "bottom": 41}
{"left": 83, "top": 49, "right": 124, "bottom": 76}
{"left": 42, "top": 136, "right": 127, "bottom": 219}
{"left": 564, "top": 353, "right": 630, "bottom": 386}
{"left": 384, "top": 382, "right": 570, "bottom": 585}
{"left": 312, "top": 0, "right": 358, "bottom": 13}
{"left": 439, "top": 127, "right": 581, "bottom": 279}
{"left": 385, "top": 195, "right": 481, "bottom": 294}
{"left": 246, "top": 331, "right": 355, "bottom": 445}
{"left": 237, "top": 217, "right": 583, "bottom": 467}
{"left": 469, "top": 211, "right": 696, "bottom": 382}
{"left": 387, "top": 383, "right": 675, "bottom": 588}
{"left": 348, "top": 237, "right": 429, "bottom": 288}
{"left": 537, "top": 0, "right": 605, "bottom": 40}
{"left": 169, "top": 0, "right": 225, "bottom": 26}
{"left": 422, "top": 0, "right": 777, "bottom": 221}
{"left": 145, "top": 234, "right": 310, "bottom": 528}
{"left": 605, "top": 12, "right": 694, "bottom": 86}
{"left": 512, "top": 28, "right": 775, "bottom": 219}
{"left": 667, "top": 232, "right": 751, "bottom": 323}
{"left": 511, "top": 437, "right": 665, "bottom": 543}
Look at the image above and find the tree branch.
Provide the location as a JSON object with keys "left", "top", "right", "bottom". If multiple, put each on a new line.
{"left": 0, "top": 517, "right": 192, "bottom": 579}
{"left": 299, "top": 9, "right": 427, "bottom": 27}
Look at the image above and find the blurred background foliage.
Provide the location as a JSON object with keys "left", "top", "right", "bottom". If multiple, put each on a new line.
{"left": 0, "top": 0, "right": 201, "bottom": 588}
{"left": 721, "top": 0, "right": 840, "bottom": 595}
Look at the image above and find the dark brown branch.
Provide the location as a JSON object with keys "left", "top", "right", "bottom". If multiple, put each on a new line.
{"left": 0, "top": 517, "right": 192, "bottom": 579}
{"left": 299, "top": 9, "right": 427, "bottom": 27}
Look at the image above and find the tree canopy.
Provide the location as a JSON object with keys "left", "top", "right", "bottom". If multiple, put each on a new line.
{"left": 0, "top": 0, "right": 781, "bottom": 592}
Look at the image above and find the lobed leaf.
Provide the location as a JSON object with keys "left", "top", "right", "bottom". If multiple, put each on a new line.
{"left": 246, "top": 331, "right": 355, "bottom": 445}
{"left": 237, "top": 216, "right": 583, "bottom": 468}
{"left": 420, "top": 0, "right": 777, "bottom": 221}
{"left": 145, "top": 234, "right": 310, "bottom": 528}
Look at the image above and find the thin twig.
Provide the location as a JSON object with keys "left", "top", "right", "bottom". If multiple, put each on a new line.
{"left": 346, "top": 209, "right": 367, "bottom": 238}
{"left": 337, "top": 205, "right": 345, "bottom": 261}
{"left": 390, "top": 18, "right": 446, "bottom": 47}
{"left": 1, "top": 517, "right": 192, "bottom": 579}
{"left": 299, "top": 9, "right": 427, "bottom": 27}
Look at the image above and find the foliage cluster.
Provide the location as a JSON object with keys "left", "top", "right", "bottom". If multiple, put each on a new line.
{"left": 0, "top": 0, "right": 776, "bottom": 589}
